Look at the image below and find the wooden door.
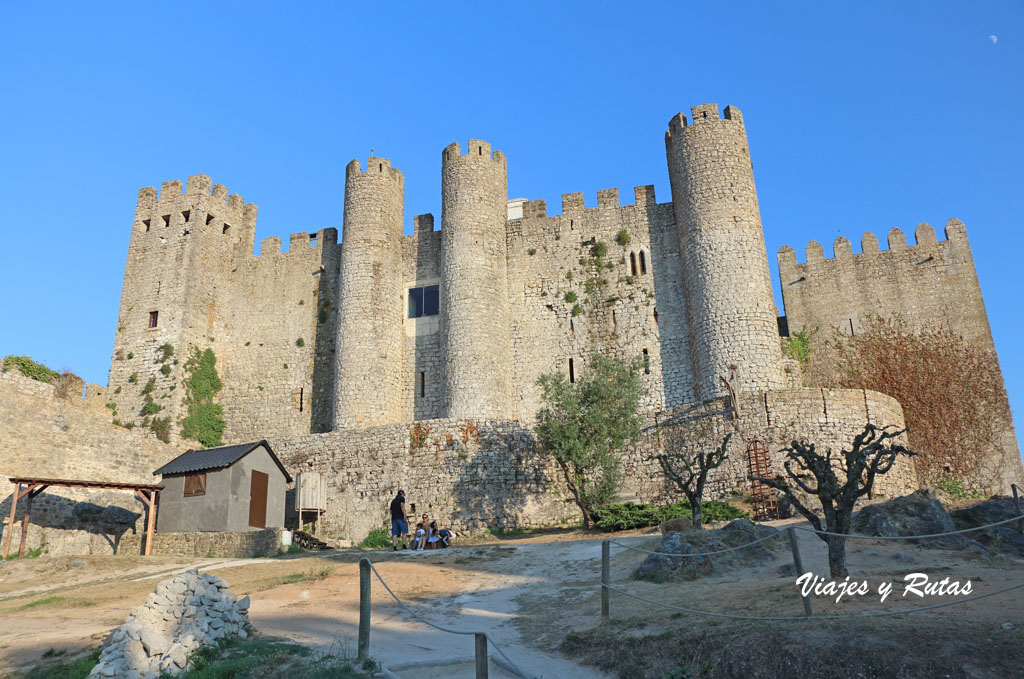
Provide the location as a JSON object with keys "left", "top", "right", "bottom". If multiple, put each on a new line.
{"left": 248, "top": 470, "right": 268, "bottom": 529}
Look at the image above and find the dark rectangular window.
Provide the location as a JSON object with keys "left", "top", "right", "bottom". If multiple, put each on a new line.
{"left": 408, "top": 285, "right": 440, "bottom": 318}
{"left": 419, "top": 372, "right": 425, "bottom": 397}
{"left": 184, "top": 472, "right": 206, "bottom": 497}
{"left": 148, "top": 311, "right": 159, "bottom": 328}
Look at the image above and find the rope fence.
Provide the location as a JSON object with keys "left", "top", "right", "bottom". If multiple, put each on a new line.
{"left": 358, "top": 558, "right": 536, "bottom": 679}
{"left": 600, "top": 510, "right": 1024, "bottom": 622}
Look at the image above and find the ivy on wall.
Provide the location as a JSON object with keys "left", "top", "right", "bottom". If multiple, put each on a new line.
{"left": 180, "top": 347, "right": 226, "bottom": 447}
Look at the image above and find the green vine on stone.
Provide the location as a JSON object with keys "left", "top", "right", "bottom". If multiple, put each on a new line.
{"left": 180, "top": 347, "right": 225, "bottom": 447}
{"left": 2, "top": 356, "right": 60, "bottom": 384}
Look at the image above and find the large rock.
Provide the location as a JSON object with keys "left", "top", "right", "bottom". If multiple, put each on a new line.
{"left": 88, "top": 569, "right": 250, "bottom": 678}
{"left": 635, "top": 519, "right": 782, "bottom": 582}
{"left": 852, "top": 489, "right": 963, "bottom": 548}
{"left": 951, "top": 497, "right": 1024, "bottom": 556}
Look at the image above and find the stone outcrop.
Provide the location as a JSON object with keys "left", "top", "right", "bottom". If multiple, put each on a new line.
{"left": 635, "top": 519, "right": 782, "bottom": 581}
{"left": 88, "top": 569, "right": 250, "bottom": 678}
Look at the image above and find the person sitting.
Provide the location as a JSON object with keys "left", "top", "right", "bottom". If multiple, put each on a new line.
{"left": 438, "top": 527, "right": 454, "bottom": 548}
{"left": 411, "top": 522, "right": 427, "bottom": 550}
{"left": 427, "top": 521, "right": 442, "bottom": 549}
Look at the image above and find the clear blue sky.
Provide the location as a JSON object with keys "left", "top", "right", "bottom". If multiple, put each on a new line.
{"left": 1, "top": 2, "right": 1021, "bottom": 455}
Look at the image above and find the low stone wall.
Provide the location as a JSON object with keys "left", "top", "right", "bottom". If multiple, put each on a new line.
{"left": 0, "top": 363, "right": 182, "bottom": 556}
{"left": 269, "top": 387, "right": 917, "bottom": 544}
{"left": 118, "top": 528, "right": 282, "bottom": 558}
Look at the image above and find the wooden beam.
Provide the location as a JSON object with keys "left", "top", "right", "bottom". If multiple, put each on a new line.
{"left": 136, "top": 489, "right": 158, "bottom": 557}
{"left": 18, "top": 485, "right": 36, "bottom": 558}
{"left": 3, "top": 482, "right": 20, "bottom": 560}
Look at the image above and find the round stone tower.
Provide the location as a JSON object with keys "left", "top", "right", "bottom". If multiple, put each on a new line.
{"left": 665, "top": 104, "right": 784, "bottom": 401}
{"left": 440, "top": 140, "right": 514, "bottom": 419}
{"left": 333, "top": 157, "right": 405, "bottom": 428}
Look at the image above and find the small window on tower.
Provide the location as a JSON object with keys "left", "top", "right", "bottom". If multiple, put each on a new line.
{"left": 143, "top": 219, "right": 151, "bottom": 232}
{"left": 183, "top": 472, "right": 206, "bottom": 497}
{"left": 148, "top": 311, "right": 159, "bottom": 328}
{"left": 161, "top": 215, "right": 170, "bottom": 227}
{"left": 309, "top": 233, "right": 318, "bottom": 248}
{"left": 408, "top": 285, "right": 440, "bottom": 318}
{"left": 223, "top": 223, "right": 231, "bottom": 235}
{"left": 630, "top": 252, "right": 638, "bottom": 276}
{"left": 639, "top": 250, "right": 648, "bottom": 275}
{"left": 181, "top": 210, "right": 191, "bottom": 223}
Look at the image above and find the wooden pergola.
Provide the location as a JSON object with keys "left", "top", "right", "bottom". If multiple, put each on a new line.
{"left": 2, "top": 477, "right": 163, "bottom": 559}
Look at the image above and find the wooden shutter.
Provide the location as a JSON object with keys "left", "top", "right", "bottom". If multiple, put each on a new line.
{"left": 248, "top": 470, "right": 268, "bottom": 529}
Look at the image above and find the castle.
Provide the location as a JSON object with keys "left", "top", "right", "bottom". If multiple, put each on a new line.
{"left": 96, "top": 102, "right": 1020, "bottom": 537}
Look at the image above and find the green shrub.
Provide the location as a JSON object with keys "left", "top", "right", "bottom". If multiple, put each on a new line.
{"left": 127, "top": 352, "right": 134, "bottom": 360}
{"left": 615, "top": 229, "right": 631, "bottom": 247}
{"left": 528, "top": 248, "right": 537, "bottom": 256}
{"left": 359, "top": 527, "right": 392, "bottom": 549}
{"left": 128, "top": 373, "right": 138, "bottom": 384}
{"left": 149, "top": 416, "right": 171, "bottom": 443}
{"left": 141, "top": 377, "right": 156, "bottom": 395}
{"left": 782, "top": 326, "right": 818, "bottom": 365}
{"left": 160, "top": 364, "right": 172, "bottom": 376}
{"left": 24, "top": 647, "right": 100, "bottom": 679}
{"left": 2, "top": 355, "right": 60, "bottom": 383}
{"left": 159, "top": 343, "right": 174, "bottom": 362}
{"left": 591, "top": 241, "right": 608, "bottom": 259}
{"left": 142, "top": 399, "right": 162, "bottom": 415}
{"left": 564, "top": 291, "right": 577, "bottom": 303}
{"left": 571, "top": 304, "right": 583, "bottom": 317}
{"left": 296, "top": 337, "right": 305, "bottom": 347}
{"left": 180, "top": 347, "right": 225, "bottom": 447}
{"left": 590, "top": 500, "right": 747, "bottom": 532}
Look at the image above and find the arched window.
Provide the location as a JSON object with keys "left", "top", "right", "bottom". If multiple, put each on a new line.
{"left": 630, "top": 252, "right": 637, "bottom": 276}
{"left": 639, "top": 250, "right": 647, "bottom": 275}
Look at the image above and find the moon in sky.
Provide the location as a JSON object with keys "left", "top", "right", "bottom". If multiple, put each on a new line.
{"left": 989, "top": 35, "right": 998, "bottom": 45}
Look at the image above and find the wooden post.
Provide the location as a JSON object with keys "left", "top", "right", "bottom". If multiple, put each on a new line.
{"left": 474, "top": 633, "right": 489, "bottom": 679}
{"left": 788, "top": 527, "right": 813, "bottom": 617}
{"left": 1012, "top": 484, "right": 1023, "bottom": 534}
{"left": 18, "top": 487, "right": 34, "bottom": 558}
{"left": 142, "top": 490, "right": 158, "bottom": 556}
{"left": 3, "top": 482, "right": 20, "bottom": 560}
{"left": 358, "top": 558, "right": 371, "bottom": 661}
{"left": 601, "top": 540, "right": 610, "bottom": 621}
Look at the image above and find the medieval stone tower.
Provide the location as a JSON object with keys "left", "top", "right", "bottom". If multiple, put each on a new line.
{"left": 440, "top": 141, "right": 514, "bottom": 420}
{"left": 665, "top": 104, "right": 784, "bottom": 400}
{"left": 333, "top": 158, "right": 406, "bottom": 428}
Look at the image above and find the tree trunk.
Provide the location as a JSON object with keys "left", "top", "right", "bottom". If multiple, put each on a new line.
{"left": 691, "top": 500, "right": 703, "bottom": 530}
{"left": 826, "top": 534, "right": 848, "bottom": 577}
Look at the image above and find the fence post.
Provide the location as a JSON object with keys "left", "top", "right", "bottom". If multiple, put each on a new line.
{"left": 358, "top": 558, "right": 371, "bottom": 660}
{"left": 475, "top": 633, "right": 489, "bottom": 679}
{"left": 601, "top": 540, "right": 610, "bottom": 621}
{"left": 787, "top": 527, "right": 813, "bottom": 617}
{"left": 1013, "top": 484, "right": 1023, "bottom": 534}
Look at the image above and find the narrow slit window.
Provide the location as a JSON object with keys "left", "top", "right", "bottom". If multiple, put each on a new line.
{"left": 223, "top": 223, "right": 231, "bottom": 235}
{"left": 569, "top": 358, "right": 575, "bottom": 383}
{"left": 309, "top": 233, "right": 318, "bottom": 248}
{"left": 183, "top": 472, "right": 206, "bottom": 497}
{"left": 612, "top": 309, "right": 617, "bottom": 331}
{"left": 161, "top": 214, "right": 170, "bottom": 227}
{"left": 642, "top": 349, "right": 650, "bottom": 374}
{"left": 639, "top": 250, "right": 647, "bottom": 275}
{"left": 143, "top": 219, "right": 151, "bottom": 232}
{"left": 181, "top": 210, "right": 191, "bottom": 223}
{"left": 630, "top": 252, "right": 637, "bottom": 276}
{"left": 148, "top": 311, "right": 159, "bottom": 328}
{"left": 419, "top": 372, "right": 425, "bottom": 397}
{"left": 206, "top": 213, "right": 215, "bottom": 225}
{"left": 569, "top": 318, "right": 574, "bottom": 336}
{"left": 299, "top": 387, "right": 304, "bottom": 412}
{"left": 653, "top": 309, "right": 659, "bottom": 326}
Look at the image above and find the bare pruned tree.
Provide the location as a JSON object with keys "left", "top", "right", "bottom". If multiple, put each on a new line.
{"left": 651, "top": 433, "right": 731, "bottom": 529}
{"left": 750, "top": 424, "right": 916, "bottom": 577}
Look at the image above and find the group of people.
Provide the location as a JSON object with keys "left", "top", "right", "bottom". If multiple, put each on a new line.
{"left": 388, "top": 490, "right": 454, "bottom": 551}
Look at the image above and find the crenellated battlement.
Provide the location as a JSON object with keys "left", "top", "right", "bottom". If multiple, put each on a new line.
{"left": 442, "top": 140, "right": 506, "bottom": 166}
{"left": 414, "top": 214, "right": 435, "bottom": 233}
{"left": 346, "top": 158, "right": 405, "bottom": 186}
{"left": 134, "top": 175, "right": 258, "bottom": 232}
{"left": 778, "top": 219, "right": 969, "bottom": 266}
{"left": 665, "top": 103, "right": 744, "bottom": 142}
{"left": 255, "top": 227, "right": 338, "bottom": 257}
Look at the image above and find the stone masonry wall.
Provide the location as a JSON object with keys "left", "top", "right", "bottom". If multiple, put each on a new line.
{"left": 0, "top": 362, "right": 179, "bottom": 556}
{"left": 118, "top": 528, "right": 281, "bottom": 558}
{"left": 507, "top": 186, "right": 692, "bottom": 420}
{"left": 778, "top": 219, "right": 1022, "bottom": 492}
{"left": 268, "top": 387, "right": 914, "bottom": 543}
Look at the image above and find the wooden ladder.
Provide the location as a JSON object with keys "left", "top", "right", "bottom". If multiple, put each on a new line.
{"left": 745, "top": 439, "right": 780, "bottom": 521}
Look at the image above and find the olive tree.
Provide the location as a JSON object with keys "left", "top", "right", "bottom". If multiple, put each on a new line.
{"left": 535, "top": 353, "right": 644, "bottom": 529}
{"left": 750, "top": 424, "right": 916, "bottom": 577}
{"left": 650, "top": 433, "right": 731, "bottom": 529}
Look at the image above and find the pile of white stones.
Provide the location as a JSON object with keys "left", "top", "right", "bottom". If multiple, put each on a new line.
{"left": 88, "top": 569, "right": 250, "bottom": 678}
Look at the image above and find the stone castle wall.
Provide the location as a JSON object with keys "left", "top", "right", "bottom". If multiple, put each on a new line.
{"left": 778, "top": 219, "right": 1023, "bottom": 491}
{"left": 268, "top": 387, "right": 915, "bottom": 543}
{"left": 0, "top": 361, "right": 178, "bottom": 555}
{"left": 118, "top": 527, "right": 281, "bottom": 558}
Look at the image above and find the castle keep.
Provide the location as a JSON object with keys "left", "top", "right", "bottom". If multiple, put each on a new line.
{"left": 88, "top": 102, "right": 1021, "bottom": 540}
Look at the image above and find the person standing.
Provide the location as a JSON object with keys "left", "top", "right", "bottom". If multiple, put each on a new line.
{"left": 389, "top": 490, "right": 409, "bottom": 551}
